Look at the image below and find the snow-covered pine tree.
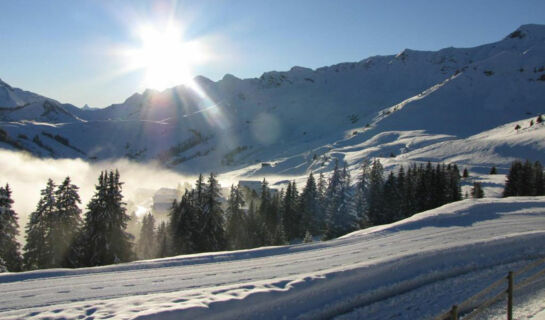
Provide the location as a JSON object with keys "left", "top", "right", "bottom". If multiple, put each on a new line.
{"left": 23, "top": 179, "right": 56, "bottom": 270}
{"left": 137, "top": 213, "right": 156, "bottom": 260}
{"left": 0, "top": 184, "right": 22, "bottom": 272}
{"left": 51, "top": 176, "right": 82, "bottom": 268}
{"left": 225, "top": 185, "right": 247, "bottom": 250}
{"left": 81, "top": 170, "right": 133, "bottom": 267}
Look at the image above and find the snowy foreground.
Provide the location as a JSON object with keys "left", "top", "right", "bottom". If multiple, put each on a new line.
{"left": 2, "top": 197, "right": 545, "bottom": 320}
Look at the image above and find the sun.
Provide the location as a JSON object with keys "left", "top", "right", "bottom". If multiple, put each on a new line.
{"left": 127, "top": 23, "right": 206, "bottom": 91}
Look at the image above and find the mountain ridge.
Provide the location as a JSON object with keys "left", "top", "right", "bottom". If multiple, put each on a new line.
{"left": 1, "top": 24, "right": 545, "bottom": 176}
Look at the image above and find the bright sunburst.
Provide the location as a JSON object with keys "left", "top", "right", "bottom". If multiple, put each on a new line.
{"left": 125, "top": 23, "right": 208, "bottom": 91}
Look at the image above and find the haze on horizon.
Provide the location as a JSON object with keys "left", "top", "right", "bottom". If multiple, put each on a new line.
{"left": 1, "top": 0, "right": 544, "bottom": 108}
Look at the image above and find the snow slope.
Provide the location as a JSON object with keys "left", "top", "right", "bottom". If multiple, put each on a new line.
{"left": 1, "top": 197, "right": 545, "bottom": 319}
{"left": 1, "top": 24, "right": 545, "bottom": 175}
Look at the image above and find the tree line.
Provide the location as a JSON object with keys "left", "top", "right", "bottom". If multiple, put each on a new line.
{"left": 503, "top": 160, "right": 545, "bottom": 197}
{"left": 136, "top": 160, "right": 465, "bottom": 258}
{"left": 14, "top": 158, "right": 539, "bottom": 272}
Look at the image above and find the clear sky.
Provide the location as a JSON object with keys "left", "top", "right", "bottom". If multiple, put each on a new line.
{"left": 1, "top": 0, "right": 544, "bottom": 108}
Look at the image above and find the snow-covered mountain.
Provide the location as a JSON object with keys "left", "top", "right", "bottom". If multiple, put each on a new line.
{"left": 1, "top": 24, "right": 545, "bottom": 175}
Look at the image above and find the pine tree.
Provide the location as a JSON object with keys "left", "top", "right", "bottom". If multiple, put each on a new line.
{"left": 298, "top": 173, "right": 320, "bottom": 235}
{"left": 194, "top": 174, "right": 206, "bottom": 211}
{"left": 366, "top": 160, "right": 384, "bottom": 225}
{"left": 503, "top": 161, "right": 523, "bottom": 197}
{"left": 51, "top": 177, "right": 82, "bottom": 268}
{"left": 431, "top": 164, "right": 447, "bottom": 208}
{"left": 535, "top": 161, "right": 545, "bottom": 196}
{"left": 137, "top": 213, "right": 156, "bottom": 260}
{"left": 382, "top": 171, "right": 401, "bottom": 223}
{"left": 269, "top": 190, "right": 282, "bottom": 243}
{"left": 245, "top": 200, "right": 265, "bottom": 247}
{"left": 324, "top": 162, "right": 357, "bottom": 239}
{"left": 503, "top": 160, "right": 545, "bottom": 197}
{"left": 316, "top": 172, "right": 327, "bottom": 233}
{"left": 156, "top": 221, "right": 170, "bottom": 258}
{"left": 225, "top": 185, "right": 247, "bottom": 250}
{"left": 471, "top": 182, "right": 484, "bottom": 198}
{"left": 450, "top": 164, "right": 462, "bottom": 202}
{"left": 270, "top": 224, "right": 288, "bottom": 245}
{"left": 170, "top": 192, "right": 196, "bottom": 255}
{"left": 0, "top": 184, "right": 22, "bottom": 271}
{"left": 23, "top": 179, "right": 56, "bottom": 270}
{"left": 521, "top": 160, "right": 536, "bottom": 196}
{"left": 197, "top": 173, "right": 225, "bottom": 252}
{"left": 282, "top": 181, "right": 301, "bottom": 240}
{"left": 462, "top": 168, "right": 469, "bottom": 178}
{"left": 258, "top": 179, "right": 273, "bottom": 229}
{"left": 490, "top": 166, "right": 497, "bottom": 174}
{"left": 404, "top": 165, "right": 418, "bottom": 216}
{"left": 354, "top": 160, "right": 371, "bottom": 226}
{"left": 80, "top": 170, "right": 133, "bottom": 266}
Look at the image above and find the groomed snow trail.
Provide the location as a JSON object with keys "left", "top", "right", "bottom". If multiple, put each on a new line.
{"left": 1, "top": 197, "right": 545, "bottom": 320}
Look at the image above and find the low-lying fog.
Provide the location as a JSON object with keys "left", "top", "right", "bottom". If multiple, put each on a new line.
{"left": 0, "top": 150, "right": 299, "bottom": 243}
{"left": 0, "top": 150, "right": 196, "bottom": 239}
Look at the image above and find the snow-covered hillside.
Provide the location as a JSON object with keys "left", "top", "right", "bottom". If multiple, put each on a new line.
{"left": 1, "top": 197, "right": 545, "bottom": 319}
{"left": 1, "top": 24, "right": 545, "bottom": 175}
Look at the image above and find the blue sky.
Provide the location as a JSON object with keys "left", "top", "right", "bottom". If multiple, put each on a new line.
{"left": 1, "top": 0, "right": 544, "bottom": 108}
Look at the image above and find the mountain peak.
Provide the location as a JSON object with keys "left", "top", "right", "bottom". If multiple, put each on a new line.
{"left": 194, "top": 75, "right": 214, "bottom": 85}
{"left": 221, "top": 73, "right": 241, "bottom": 82}
{"left": 504, "top": 24, "right": 545, "bottom": 40}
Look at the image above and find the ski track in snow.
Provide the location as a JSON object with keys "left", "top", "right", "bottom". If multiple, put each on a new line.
{"left": 1, "top": 197, "right": 545, "bottom": 319}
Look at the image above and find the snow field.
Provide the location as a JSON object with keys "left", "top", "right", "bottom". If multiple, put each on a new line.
{"left": 1, "top": 197, "right": 545, "bottom": 319}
